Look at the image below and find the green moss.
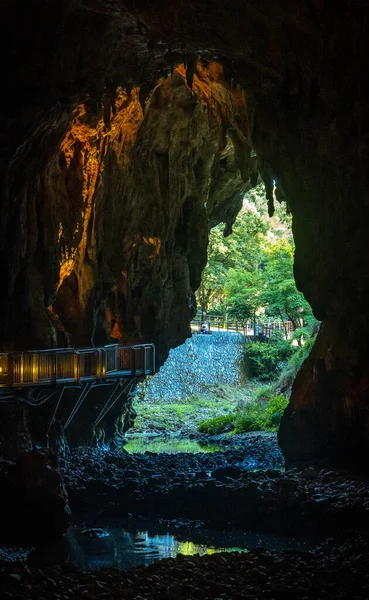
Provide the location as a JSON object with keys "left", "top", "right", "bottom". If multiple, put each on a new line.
{"left": 123, "top": 438, "right": 223, "bottom": 454}
{"left": 133, "top": 376, "right": 291, "bottom": 436}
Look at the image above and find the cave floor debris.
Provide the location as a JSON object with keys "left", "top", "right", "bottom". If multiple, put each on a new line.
{"left": 2, "top": 433, "right": 369, "bottom": 599}
{"left": 1, "top": 532, "right": 369, "bottom": 599}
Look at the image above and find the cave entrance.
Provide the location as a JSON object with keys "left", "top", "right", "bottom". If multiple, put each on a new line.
{"left": 127, "top": 182, "right": 317, "bottom": 458}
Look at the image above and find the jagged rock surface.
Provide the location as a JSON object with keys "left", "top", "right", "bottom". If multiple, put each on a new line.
{"left": 2, "top": 1, "right": 369, "bottom": 465}
{"left": 140, "top": 331, "right": 243, "bottom": 402}
{"left": 0, "top": 450, "right": 70, "bottom": 545}
{"left": 2, "top": 61, "right": 252, "bottom": 363}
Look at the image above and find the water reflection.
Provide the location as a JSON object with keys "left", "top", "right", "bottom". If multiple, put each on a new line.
{"left": 123, "top": 437, "right": 223, "bottom": 454}
{"left": 61, "top": 524, "right": 310, "bottom": 571}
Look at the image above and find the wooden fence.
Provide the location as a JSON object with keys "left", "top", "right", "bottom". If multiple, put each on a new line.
{"left": 191, "top": 315, "right": 294, "bottom": 337}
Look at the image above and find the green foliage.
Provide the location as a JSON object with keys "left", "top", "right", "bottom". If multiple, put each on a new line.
{"left": 232, "top": 401, "right": 266, "bottom": 432}
{"left": 245, "top": 342, "right": 285, "bottom": 381}
{"left": 233, "top": 393, "right": 289, "bottom": 433}
{"left": 197, "top": 182, "right": 318, "bottom": 334}
{"left": 260, "top": 238, "right": 313, "bottom": 329}
{"left": 227, "top": 298, "right": 254, "bottom": 324}
{"left": 196, "top": 185, "right": 268, "bottom": 313}
{"left": 225, "top": 269, "right": 263, "bottom": 322}
{"left": 268, "top": 331, "right": 296, "bottom": 360}
{"left": 253, "top": 385, "right": 275, "bottom": 402}
{"left": 263, "top": 394, "right": 289, "bottom": 428}
{"left": 197, "top": 392, "right": 289, "bottom": 435}
{"left": 197, "top": 414, "right": 235, "bottom": 434}
{"left": 275, "top": 333, "right": 317, "bottom": 397}
{"left": 288, "top": 335, "right": 316, "bottom": 371}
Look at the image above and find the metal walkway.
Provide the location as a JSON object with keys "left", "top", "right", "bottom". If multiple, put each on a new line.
{"left": 0, "top": 343, "right": 155, "bottom": 389}
{"left": 0, "top": 343, "right": 155, "bottom": 435}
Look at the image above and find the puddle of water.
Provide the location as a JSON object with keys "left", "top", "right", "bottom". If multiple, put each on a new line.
{"left": 23, "top": 522, "right": 312, "bottom": 572}
{"left": 123, "top": 437, "right": 223, "bottom": 454}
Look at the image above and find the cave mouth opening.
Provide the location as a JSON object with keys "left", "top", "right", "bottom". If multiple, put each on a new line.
{"left": 3, "top": 2, "right": 369, "bottom": 594}
{"left": 127, "top": 181, "right": 317, "bottom": 453}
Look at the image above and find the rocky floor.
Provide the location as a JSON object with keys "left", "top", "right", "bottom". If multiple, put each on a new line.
{"left": 1, "top": 534, "right": 369, "bottom": 599}
{"left": 2, "top": 433, "right": 369, "bottom": 599}
{"left": 62, "top": 435, "right": 369, "bottom": 538}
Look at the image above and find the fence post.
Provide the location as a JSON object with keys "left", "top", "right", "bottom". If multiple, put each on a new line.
{"left": 130, "top": 346, "right": 136, "bottom": 375}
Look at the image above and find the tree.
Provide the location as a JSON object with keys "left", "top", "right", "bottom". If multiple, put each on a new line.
{"left": 196, "top": 226, "right": 233, "bottom": 314}
{"left": 197, "top": 188, "right": 267, "bottom": 314}
{"left": 224, "top": 269, "right": 264, "bottom": 333}
{"left": 260, "top": 238, "right": 315, "bottom": 338}
{"left": 197, "top": 182, "right": 318, "bottom": 340}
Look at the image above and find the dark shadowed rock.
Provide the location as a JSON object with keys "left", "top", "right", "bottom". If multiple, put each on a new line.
{"left": 0, "top": 450, "right": 70, "bottom": 545}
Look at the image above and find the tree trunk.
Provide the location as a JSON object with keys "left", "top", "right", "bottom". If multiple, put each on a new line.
{"left": 278, "top": 309, "right": 288, "bottom": 339}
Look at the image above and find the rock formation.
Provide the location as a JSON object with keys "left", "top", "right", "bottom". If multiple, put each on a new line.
{"left": 2, "top": 0, "right": 369, "bottom": 473}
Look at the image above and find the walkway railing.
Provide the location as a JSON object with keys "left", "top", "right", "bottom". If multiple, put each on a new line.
{"left": 0, "top": 343, "right": 155, "bottom": 389}
{"left": 191, "top": 315, "right": 294, "bottom": 337}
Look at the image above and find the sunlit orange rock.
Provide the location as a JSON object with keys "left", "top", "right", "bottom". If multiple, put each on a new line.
{"left": 49, "top": 63, "right": 252, "bottom": 361}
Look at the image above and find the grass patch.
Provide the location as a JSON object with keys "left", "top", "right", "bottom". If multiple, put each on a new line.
{"left": 234, "top": 393, "right": 288, "bottom": 433}
{"left": 197, "top": 392, "right": 289, "bottom": 434}
{"left": 197, "top": 414, "right": 235, "bottom": 435}
{"left": 132, "top": 336, "right": 316, "bottom": 437}
{"left": 131, "top": 382, "right": 262, "bottom": 434}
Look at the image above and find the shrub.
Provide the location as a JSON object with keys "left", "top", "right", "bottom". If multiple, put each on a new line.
{"left": 263, "top": 393, "right": 289, "bottom": 428}
{"left": 233, "top": 402, "right": 265, "bottom": 433}
{"left": 269, "top": 331, "right": 296, "bottom": 361}
{"left": 233, "top": 393, "right": 289, "bottom": 433}
{"left": 198, "top": 392, "right": 289, "bottom": 435}
{"left": 244, "top": 330, "right": 302, "bottom": 381}
{"left": 244, "top": 342, "right": 282, "bottom": 380}
{"left": 288, "top": 335, "right": 316, "bottom": 371}
{"left": 253, "top": 385, "right": 275, "bottom": 403}
{"left": 276, "top": 334, "right": 317, "bottom": 397}
{"left": 197, "top": 414, "right": 235, "bottom": 434}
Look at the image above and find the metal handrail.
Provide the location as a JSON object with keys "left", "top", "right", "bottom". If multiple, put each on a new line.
{"left": 0, "top": 343, "right": 155, "bottom": 389}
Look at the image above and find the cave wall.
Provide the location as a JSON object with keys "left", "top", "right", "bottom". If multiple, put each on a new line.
{"left": 51, "top": 63, "right": 252, "bottom": 363}
{"left": 2, "top": 60, "right": 252, "bottom": 363}
{"left": 2, "top": 1, "right": 369, "bottom": 466}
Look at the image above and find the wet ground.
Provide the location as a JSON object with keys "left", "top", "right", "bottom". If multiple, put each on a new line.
{"left": 2, "top": 532, "right": 369, "bottom": 599}
{"left": 122, "top": 436, "right": 224, "bottom": 454}
{"left": 5, "top": 518, "right": 311, "bottom": 572}
{"left": 2, "top": 432, "right": 369, "bottom": 599}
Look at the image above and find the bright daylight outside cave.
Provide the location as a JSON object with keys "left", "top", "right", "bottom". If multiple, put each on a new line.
{"left": 1, "top": 2, "right": 369, "bottom": 599}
